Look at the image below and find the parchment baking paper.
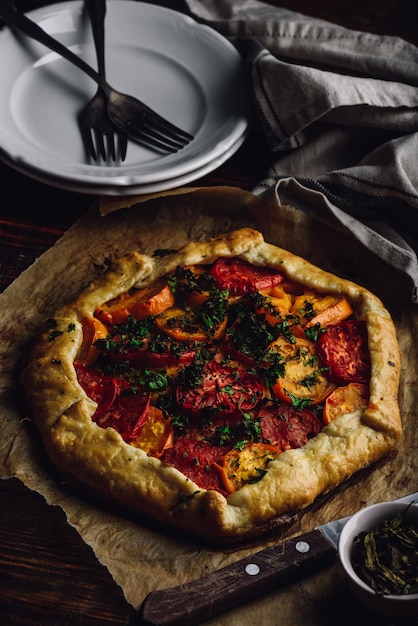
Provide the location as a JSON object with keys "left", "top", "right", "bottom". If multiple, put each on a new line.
{"left": 1, "top": 187, "right": 416, "bottom": 626}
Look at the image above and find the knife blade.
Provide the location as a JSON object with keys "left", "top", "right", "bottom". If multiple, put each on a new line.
{"left": 139, "top": 492, "right": 418, "bottom": 626}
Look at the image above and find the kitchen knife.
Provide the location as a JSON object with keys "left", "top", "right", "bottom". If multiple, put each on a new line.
{"left": 140, "top": 492, "right": 418, "bottom": 626}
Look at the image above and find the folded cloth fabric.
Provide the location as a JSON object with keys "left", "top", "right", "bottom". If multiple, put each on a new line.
{"left": 184, "top": 0, "right": 418, "bottom": 302}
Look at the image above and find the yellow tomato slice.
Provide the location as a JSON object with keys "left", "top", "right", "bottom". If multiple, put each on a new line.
{"left": 215, "top": 442, "right": 282, "bottom": 494}
{"left": 155, "top": 306, "right": 227, "bottom": 343}
{"left": 77, "top": 316, "right": 109, "bottom": 366}
{"left": 130, "top": 406, "right": 174, "bottom": 458}
{"left": 323, "top": 383, "right": 369, "bottom": 424}
{"left": 270, "top": 336, "right": 335, "bottom": 405}
{"left": 95, "top": 278, "right": 175, "bottom": 325}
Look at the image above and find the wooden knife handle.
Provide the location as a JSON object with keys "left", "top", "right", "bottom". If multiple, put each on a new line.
{"left": 139, "top": 529, "right": 335, "bottom": 626}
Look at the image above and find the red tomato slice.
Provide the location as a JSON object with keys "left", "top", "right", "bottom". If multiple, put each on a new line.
{"left": 95, "top": 393, "right": 151, "bottom": 442}
{"left": 134, "top": 349, "right": 197, "bottom": 369}
{"left": 198, "top": 412, "right": 252, "bottom": 445}
{"left": 220, "top": 338, "right": 257, "bottom": 369}
{"left": 100, "top": 331, "right": 196, "bottom": 369}
{"left": 209, "top": 258, "right": 284, "bottom": 296}
{"left": 162, "top": 438, "right": 227, "bottom": 494}
{"left": 176, "top": 361, "right": 264, "bottom": 415}
{"left": 259, "top": 403, "right": 323, "bottom": 449}
{"left": 316, "top": 320, "right": 371, "bottom": 385}
{"left": 75, "top": 363, "right": 150, "bottom": 441}
{"left": 106, "top": 344, "right": 196, "bottom": 369}
{"left": 75, "top": 363, "right": 120, "bottom": 418}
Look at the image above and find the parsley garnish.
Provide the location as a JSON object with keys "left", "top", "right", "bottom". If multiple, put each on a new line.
{"left": 177, "top": 359, "right": 205, "bottom": 389}
{"left": 139, "top": 369, "right": 170, "bottom": 393}
{"left": 48, "top": 329, "right": 64, "bottom": 341}
{"left": 227, "top": 302, "right": 275, "bottom": 360}
{"left": 213, "top": 424, "right": 233, "bottom": 446}
{"left": 299, "top": 367, "right": 329, "bottom": 391}
{"left": 170, "top": 490, "right": 201, "bottom": 510}
{"left": 167, "top": 265, "right": 216, "bottom": 298}
{"left": 248, "top": 468, "right": 268, "bottom": 484}
{"left": 304, "top": 323, "right": 325, "bottom": 342}
{"left": 299, "top": 300, "right": 316, "bottom": 320}
{"left": 260, "top": 351, "right": 285, "bottom": 388}
{"left": 241, "top": 412, "right": 262, "bottom": 442}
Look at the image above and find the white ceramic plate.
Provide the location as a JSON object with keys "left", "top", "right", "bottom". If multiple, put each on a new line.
{"left": 0, "top": 0, "right": 250, "bottom": 192}
{"left": 2, "top": 126, "right": 248, "bottom": 196}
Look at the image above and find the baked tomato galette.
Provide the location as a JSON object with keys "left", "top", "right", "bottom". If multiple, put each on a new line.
{"left": 20, "top": 228, "right": 401, "bottom": 541}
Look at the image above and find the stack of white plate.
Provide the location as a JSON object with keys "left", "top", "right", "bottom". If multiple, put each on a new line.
{"left": 0, "top": 1, "right": 251, "bottom": 195}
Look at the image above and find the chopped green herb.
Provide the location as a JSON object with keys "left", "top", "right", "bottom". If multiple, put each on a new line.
{"left": 299, "top": 300, "right": 316, "bottom": 320}
{"left": 213, "top": 424, "right": 233, "bottom": 446}
{"left": 304, "top": 323, "right": 324, "bottom": 342}
{"left": 286, "top": 391, "right": 313, "bottom": 410}
{"left": 248, "top": 468, "right": 267, "bottom": 484}
{"left": 170, "top": 490, "right": 201, "bottom": 510}
{"left": 48, "top": 329, "right": 64, "bottom": 341}
{"left": 241, "top": 412, "right": 262, "bottom": 442}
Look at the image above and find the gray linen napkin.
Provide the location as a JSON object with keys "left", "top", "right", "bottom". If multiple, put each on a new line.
{"left": 184, "top": 0, "right": 418, "bottom": 302}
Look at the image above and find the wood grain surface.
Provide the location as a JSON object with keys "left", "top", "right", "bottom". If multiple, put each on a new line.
{"left": 1, "top": 2, "right": 417, "bottom": 625}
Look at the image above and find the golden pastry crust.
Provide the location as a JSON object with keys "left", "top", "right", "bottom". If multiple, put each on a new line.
{"left": 20, "top": 228, "right": 401, "bottom": 541}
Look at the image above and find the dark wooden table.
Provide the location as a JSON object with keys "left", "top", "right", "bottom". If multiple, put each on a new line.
{"left": 1, "top": 2, "right": 417, "bottom": 625}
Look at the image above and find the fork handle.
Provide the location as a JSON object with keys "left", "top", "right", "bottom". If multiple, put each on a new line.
{"left": 0, "top": 0, "right": 107, "bottom": 91}
{"left": 86, "top": 0, "right": 106, "bottom": 78}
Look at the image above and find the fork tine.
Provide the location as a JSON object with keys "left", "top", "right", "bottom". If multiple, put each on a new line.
{"left": 95, "top": 129, "right": 111, "bottom": 161}
{"left": 80, "top": 121, "right": 127, "bottom": 162}
{"left": 107, "top": 93, "right": 194, "bottom": 150}
{"left": 80, "top": 123, "right": 98, "bottom": 161}
{"left": 107, "top": 131, "right": 116, "bottom": 161}
{"left": 144, "top": 108, "right": 194, "bottom": 142}
{"left": 134, "top": 131, "right": 180, "bottom": 154}
{"left": 126, "top": 116, "right": 193, "bottom": 151}
{"left": 142, "top": 124, "right": 191, "bottom": 150}
{"left": 119, "top": 133, "right": 128, "bottom": 162}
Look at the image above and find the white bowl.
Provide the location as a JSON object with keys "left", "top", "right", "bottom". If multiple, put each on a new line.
{"left": 338, "top": 501, "right": 418, "bottom": 616}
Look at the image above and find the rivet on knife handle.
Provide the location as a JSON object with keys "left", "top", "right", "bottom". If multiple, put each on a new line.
{"left": 139, "top": 529, "right": 336, "bottom": 626}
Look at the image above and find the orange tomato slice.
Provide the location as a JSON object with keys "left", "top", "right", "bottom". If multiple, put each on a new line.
{"left": 155, "top": 306, "right": 228, "bottom": 343}
{"left": 95, "top": 278, "right": 174, "bottom": 325}
{"left": 290, "top": 291, "right": 353, "bottom": 336}
{"left": 215, "top": 442, "right": 282, "bottom": 494}
{"left": 77, "top": 316, "right": 109, "bottom": 366}
{"left": 130, "top": 406, "right": 174, "bottom": 458}
{"left": 185, "top": 290, "right": 211, "bottom": 308}
{"left": 279, "top": 280, "right": 305, "bottom": 296}
{"left": 181, "top": 265, "right": 212, "bottom": 307}
{"left": 323, "top": 383, "right": 369, "bottom": 424}
{"left": 304, "top": 297, "right": 354, "bottom": 330}
{"left": 270, "top": 336, "right": 336, "bottom": 406}
{"left": 256, "top": 285, "right": 293, "bottom": 323}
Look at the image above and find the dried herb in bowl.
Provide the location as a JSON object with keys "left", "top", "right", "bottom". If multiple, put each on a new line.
{"left": 352, "top": 505, "right": 418, "bottom": 595}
